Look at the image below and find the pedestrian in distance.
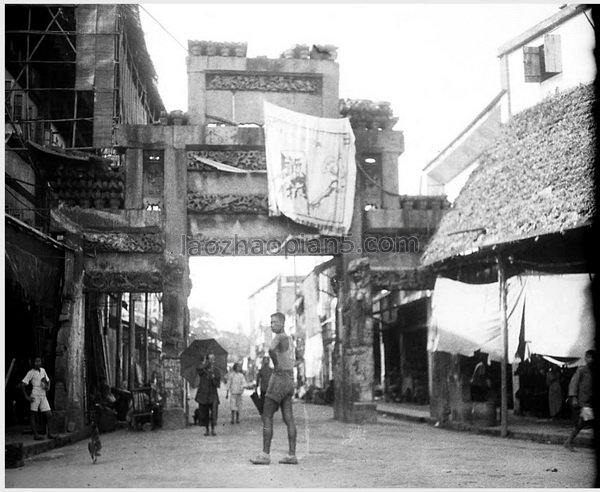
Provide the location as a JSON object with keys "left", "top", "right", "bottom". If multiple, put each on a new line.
{"left": 226, "top": 362, "right": 246, "bottom": 424}
{"left": 564, "top": 349, "right": 594, "bottom": 451}
{"left": 195, "top": 353, "right": 221, "bottom": 436}
{"left": 256, "top": 356, "right": 273, "bottom": 408}
{"left": 20, "top": 356, "right": 57, "bottom": 440}
{"left": 250, "top": 312, "right": 298, "bottom": 465}
{"left": 470, "top": 350, "right": 490, "bottom": 402}
{"left": 546, "top": 366, "right": 563, "bottom": 420}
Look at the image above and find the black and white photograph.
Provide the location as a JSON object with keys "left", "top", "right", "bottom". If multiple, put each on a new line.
{"left": 3, "top": 2, "right": 598, "bottom": 488}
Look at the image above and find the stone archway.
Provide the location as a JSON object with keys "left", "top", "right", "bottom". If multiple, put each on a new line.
{"left": 45, "top": 46, "right": 447, "bottom": 427}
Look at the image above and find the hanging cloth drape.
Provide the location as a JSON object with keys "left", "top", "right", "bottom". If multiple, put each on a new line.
{"left": 521, "top": 273, "right": 595, "bottom": 358}
{"left": 263, "top": 102, "right": 356, "bottom": 236}
{"left": 429, "top": 273, "right": 595, "bottom": 362}
{"left": 429, "top": 276, "right": 526, "bottom": 362}
{"left": 305, "top": 335, "right": 324, "bottom": 379}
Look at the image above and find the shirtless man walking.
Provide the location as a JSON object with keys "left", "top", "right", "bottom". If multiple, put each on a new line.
{"left": 250, "top": 312, "right": 297, "bottom": 465}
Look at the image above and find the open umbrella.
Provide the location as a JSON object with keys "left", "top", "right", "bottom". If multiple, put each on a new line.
{"left": 180, "top": 338, "right": 228, "bottom": 388}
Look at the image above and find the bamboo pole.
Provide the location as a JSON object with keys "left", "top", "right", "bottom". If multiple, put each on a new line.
{"left": 144, "top": 292, "right": 149, "bottom": 383}
{"left": 497, "top": 256, "right": 509, "bottom": 437}
{"left": 5, "top": 358, "right": 16, "bottom": 389}
{"left": 115, "top": 293, "right": 123, "bottom": 388}
{"left": 128, "top": 293, "right": 136, "bottom": 390}
{"left": 71, "top": 91, "right": 78, "bottom": 148}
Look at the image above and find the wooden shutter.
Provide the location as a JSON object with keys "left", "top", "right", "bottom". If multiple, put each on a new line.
{"left": 544, "top": 34, "right": 562, "bottom": 74}
{"left": 523, "top": 46, "right": 542, "bottom": 83}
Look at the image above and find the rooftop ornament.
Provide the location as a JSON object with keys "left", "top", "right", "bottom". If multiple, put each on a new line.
{"left": 280, "top": 44, "right": 311, "bottom": 59}
{"left": 279, "top": 44, "right": 338, "bottom": 61}
{"left": 339, "top": 99, "right": 399, "bottom": 130}
{"left": 188, "top": 40, "right": 247, "bottom": 57}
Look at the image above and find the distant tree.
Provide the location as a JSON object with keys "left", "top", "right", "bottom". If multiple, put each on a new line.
{"left": 216, "top": 331, "right": 253, "bottom": 366}
{"left": 188, "top": 306, "right": 218, "bottom": 340}
{"left": 188, "top": 308, "right": 254, "bottom": 368}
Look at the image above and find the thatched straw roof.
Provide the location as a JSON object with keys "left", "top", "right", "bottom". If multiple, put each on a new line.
{"left": 422, "top": 83, "right": 596, "bottom": 267}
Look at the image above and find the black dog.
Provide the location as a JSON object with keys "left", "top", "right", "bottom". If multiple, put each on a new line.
{"left": 193, "top": 408, "right": 201, "bottom": 425}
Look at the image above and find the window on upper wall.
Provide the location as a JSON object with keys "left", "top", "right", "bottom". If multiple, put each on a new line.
{"left": 143, "top": 150, "right": 164, "bottom": 211}
{"left": 523, "top": 34, "right": 562, "bottom": 83}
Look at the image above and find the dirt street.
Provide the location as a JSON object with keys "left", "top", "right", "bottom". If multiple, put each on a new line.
{"left": 4, "top": 394, "right": 596, "bottom": 488}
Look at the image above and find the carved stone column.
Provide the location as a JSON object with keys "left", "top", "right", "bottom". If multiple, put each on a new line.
{"left": 160, "top": 143, "right": 190, "bottom": 429}
{"left": 53, "top": 243, "right": 86, "bottom": 432}
{"left": 334, "top": 257, "right": 377, "bottom": 423}
{"left": 160, "top": 255, "right": 189, "bottom": 429}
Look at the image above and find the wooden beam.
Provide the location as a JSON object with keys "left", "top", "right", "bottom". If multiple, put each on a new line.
{"left": 45, "top": 6, "right": 76, "bottom": 54}
{"left": 13, "top": 8, "right": 63, "bottom": 84}
{"left": 6, "top": 30, "right": 79, "bottom": 34}
{"left": 497, "top": 4, "right": 588, "bottom": 57}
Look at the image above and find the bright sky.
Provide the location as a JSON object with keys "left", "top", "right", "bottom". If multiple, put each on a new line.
{"left": 137, "top": 3, "right": 562, "bottom": 333}
{"left": 188, "top": 256, "right": 327, "bottom": 335}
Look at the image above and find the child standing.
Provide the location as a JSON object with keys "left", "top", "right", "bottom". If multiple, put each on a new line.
{"left": 226, "top": 363, "right": 246, "bottom": 424}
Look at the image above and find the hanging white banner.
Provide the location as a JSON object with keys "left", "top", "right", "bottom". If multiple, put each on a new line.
{"left": 263, "top": 102, "right": 356, "bottom": 236}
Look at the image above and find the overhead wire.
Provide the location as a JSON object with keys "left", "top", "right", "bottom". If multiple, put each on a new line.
{"left": 355, "top": 159, "right": 406, "bottom": 198}
{"left": 137, "top": 5, "right": 419, "bottom": 204}
{"left": 137, "top": 6, "right": 409, "bottom": 203}
{"left": 138, "top": 5, "right": 188, "bottom": 54}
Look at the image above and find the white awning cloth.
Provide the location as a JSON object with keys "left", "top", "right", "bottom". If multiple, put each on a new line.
{"left": 429, "top": 273, "right": 595, "bottom": 362}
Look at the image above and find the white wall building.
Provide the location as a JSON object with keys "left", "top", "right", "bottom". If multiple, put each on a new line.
{"left": 248, "top": 274, "right": 301, "bottom": 354}
{"left": 423, "top": 4, "right": 595, "bottom": 201}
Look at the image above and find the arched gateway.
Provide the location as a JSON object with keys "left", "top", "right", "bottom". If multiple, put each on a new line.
{"left": 9, "top": 15, "right": 447, "bottom": 430}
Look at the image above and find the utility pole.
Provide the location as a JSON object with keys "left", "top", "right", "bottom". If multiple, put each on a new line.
{"left": 497, "top": 256, "right": 509, "bottom": 437}
{"left": 129, "top": 293, "right": 136, "bottom": 390}
{"left": 115, "top": 293, "right": 123, "bottom": 388}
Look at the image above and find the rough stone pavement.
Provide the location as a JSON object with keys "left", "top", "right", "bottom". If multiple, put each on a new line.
{"left": 4, "top": 394, "right": 596, "bottom": 488}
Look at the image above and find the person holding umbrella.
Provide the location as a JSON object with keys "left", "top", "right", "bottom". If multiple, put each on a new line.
{"left": 195, "top": 354, "right": 221, "bottom": 436}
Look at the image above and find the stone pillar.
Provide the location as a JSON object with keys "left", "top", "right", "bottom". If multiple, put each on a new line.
{"left": 334, "top": 257, "right": 377, "bottom": 423}
{"left": 333, "top": 157, "right": 378, "bottom": 424}
{"left": 53, "top": 245, "right": 86, "bottom": 431}
{"left": 160, "top": 140, "right": 189, "bottom": 429}
{"left": 160, "top": 255, "right": 189, "bottom": 429}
